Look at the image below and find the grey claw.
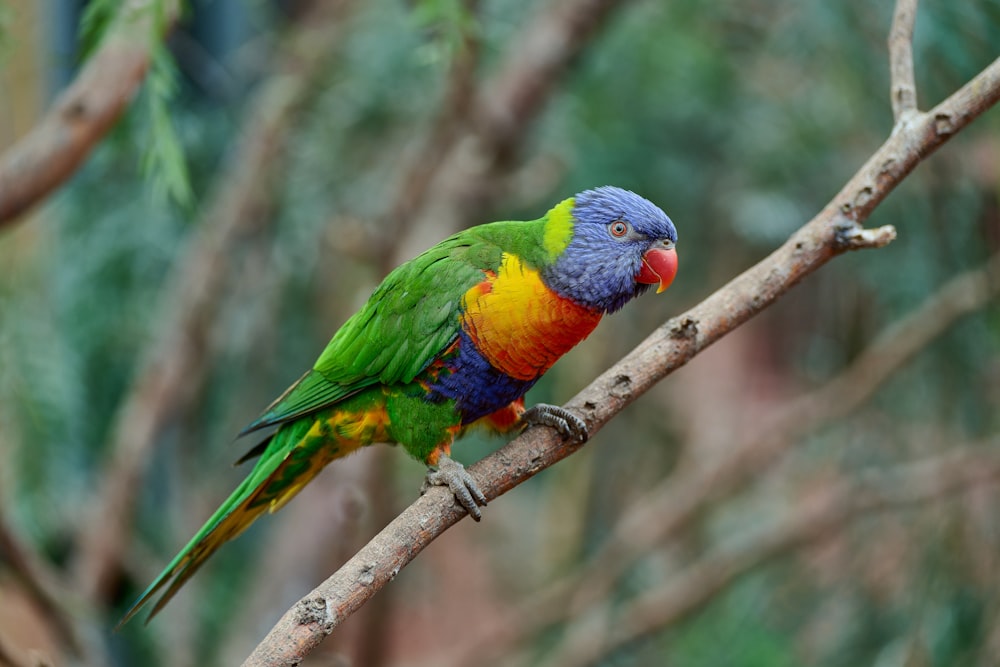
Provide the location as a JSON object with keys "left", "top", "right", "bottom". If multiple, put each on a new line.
{"left": 520, "top": 403, "right": 589, "bottom": 443}
{"left": 422, "top": 454, "right": 487, "bottom": 521}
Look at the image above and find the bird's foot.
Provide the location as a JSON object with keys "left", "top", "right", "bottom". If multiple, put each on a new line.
{"left": 422, "top": 454, "right": 488, "bottom": 521}
{"left": 520, "top": 403, "right": 588, "bottom": 443}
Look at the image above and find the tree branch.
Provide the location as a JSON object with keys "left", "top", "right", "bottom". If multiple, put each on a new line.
{"left": 547, "top": 445, "right": 1000, "bottom": 667}
{"left": 240, "top": 51, "right": 1000, "bottom": 667}
{"left": 889, "top": 0, "right": 919, "bottom": 122}
{"left": 0, "top": 0, "right": 181, "bottom": 225}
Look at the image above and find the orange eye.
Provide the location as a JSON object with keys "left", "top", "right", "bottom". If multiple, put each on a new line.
{"left": 609, "top": 221, "right": 629, "bottom": 237}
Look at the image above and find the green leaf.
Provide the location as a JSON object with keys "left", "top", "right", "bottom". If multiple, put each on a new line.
{"left": 79, "top": 0, "right": 122, "bottom": 56}
{"left": 411, "top": 0, "right": 478, "bottom": 65}
{"left": 0, "top": 3, "right": 12, "bottom": 59}
{"left": 141, "top": 43, "right": 193, "bottom": 209}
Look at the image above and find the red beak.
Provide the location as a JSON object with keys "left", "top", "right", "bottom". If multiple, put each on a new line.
{"left": 636, "top": 245, "right": 678, "bottom": 294}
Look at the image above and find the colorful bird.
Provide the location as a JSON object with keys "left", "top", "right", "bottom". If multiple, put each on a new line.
{"left": 119, "top": 186, "right": 678, "bottom": 625}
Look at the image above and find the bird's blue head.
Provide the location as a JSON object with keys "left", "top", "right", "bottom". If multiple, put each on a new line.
{"left": 542, "top": 186, "right": 678, "bottom": 313}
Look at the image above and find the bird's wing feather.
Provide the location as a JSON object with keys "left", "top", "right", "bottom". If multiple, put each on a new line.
{"left": 240, "top": 234, "right": 504, "bottom": 434}
{"left": 238, "top": 368, "right": 354, "bottom": 435}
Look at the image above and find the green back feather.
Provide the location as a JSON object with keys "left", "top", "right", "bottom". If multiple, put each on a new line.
{"left": 241, "top": 217, "right": 556, "bottom": 433}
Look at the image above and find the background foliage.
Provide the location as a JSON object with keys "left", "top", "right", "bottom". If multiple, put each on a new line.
{"left": 0, "top": 0, "right": 998, "bottom": 665}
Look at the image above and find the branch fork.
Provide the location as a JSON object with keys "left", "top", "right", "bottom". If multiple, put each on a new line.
{"left": 889, "top": 0, "right": 919, "bottom": 123}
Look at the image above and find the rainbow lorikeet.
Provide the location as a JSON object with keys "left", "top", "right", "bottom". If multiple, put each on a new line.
{"left": 119, "top": 186, "right": 677, "bottom": 625}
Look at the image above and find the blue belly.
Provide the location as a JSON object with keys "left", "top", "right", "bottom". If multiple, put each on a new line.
{"left": 425, "top": 330, "right": 537, "bottom": 424}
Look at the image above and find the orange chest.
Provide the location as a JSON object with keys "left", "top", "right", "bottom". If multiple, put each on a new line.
{"left": 460, "top": 254, "right": 602, "bottom": 381}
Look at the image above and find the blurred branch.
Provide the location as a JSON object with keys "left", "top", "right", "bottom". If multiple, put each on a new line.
{"left": 546, "top": 445, "right": 1000, "bottom": 667}
{"left": 377, "top": 0, "right": 482, "bottom": 272}
{"left": 0, "top": 514, "right": 71, "bottom": 646}
{"left": 71, "top": 0, "right": 354, "bottom": 605}
{"left": 0, "top": 631, "right": 37, "bottom": 667}
{"left": 0, "top": 0, "right": 181, "bottom": 225}
{"left": 0, "top": 499, "right": 107, "bottom": 665}
{"left": 241, "top": 47, "right": 1000, "bottom": 667}
{"left": 434, "top": 246, "right": 1000, "bottom": 666}
{"left": 388, "top": 0, "right": 629, "bottom": 262}
{"left": 889, "top": 0, "right": 919, "bottom": 122}
{"left": 784, "top": 253, "right": 1000, "bottom": 422}
{"left": 472, "top": 0, "right": 624, "bottom": 160}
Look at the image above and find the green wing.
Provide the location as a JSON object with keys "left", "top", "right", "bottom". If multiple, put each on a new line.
{"left": 240, "top": 231, "right": 506, "bottom": 434}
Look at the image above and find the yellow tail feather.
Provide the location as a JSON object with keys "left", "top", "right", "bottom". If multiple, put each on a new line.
{"left": 118, "top": 406, "right": 384, "bottom": 627}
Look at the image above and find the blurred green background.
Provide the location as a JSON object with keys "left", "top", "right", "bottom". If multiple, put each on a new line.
{"left": 1, "top": 0, "right": 999, "bottom": 665}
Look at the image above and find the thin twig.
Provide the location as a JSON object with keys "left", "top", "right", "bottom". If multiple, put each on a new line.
{"left": 0, "top": 0, "right": 181, "bottom": 224}
{"left": 889, "top": 0, "right": 919, "bottom": 122}
{"left": 241, "top": 54, "right": 1000, "bottom": 667}
{"left": 547, "top": 445, "right": 1000, "bottom": 667}
{"left": 71, "top": 0, "right": 355, "bottom": 604}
